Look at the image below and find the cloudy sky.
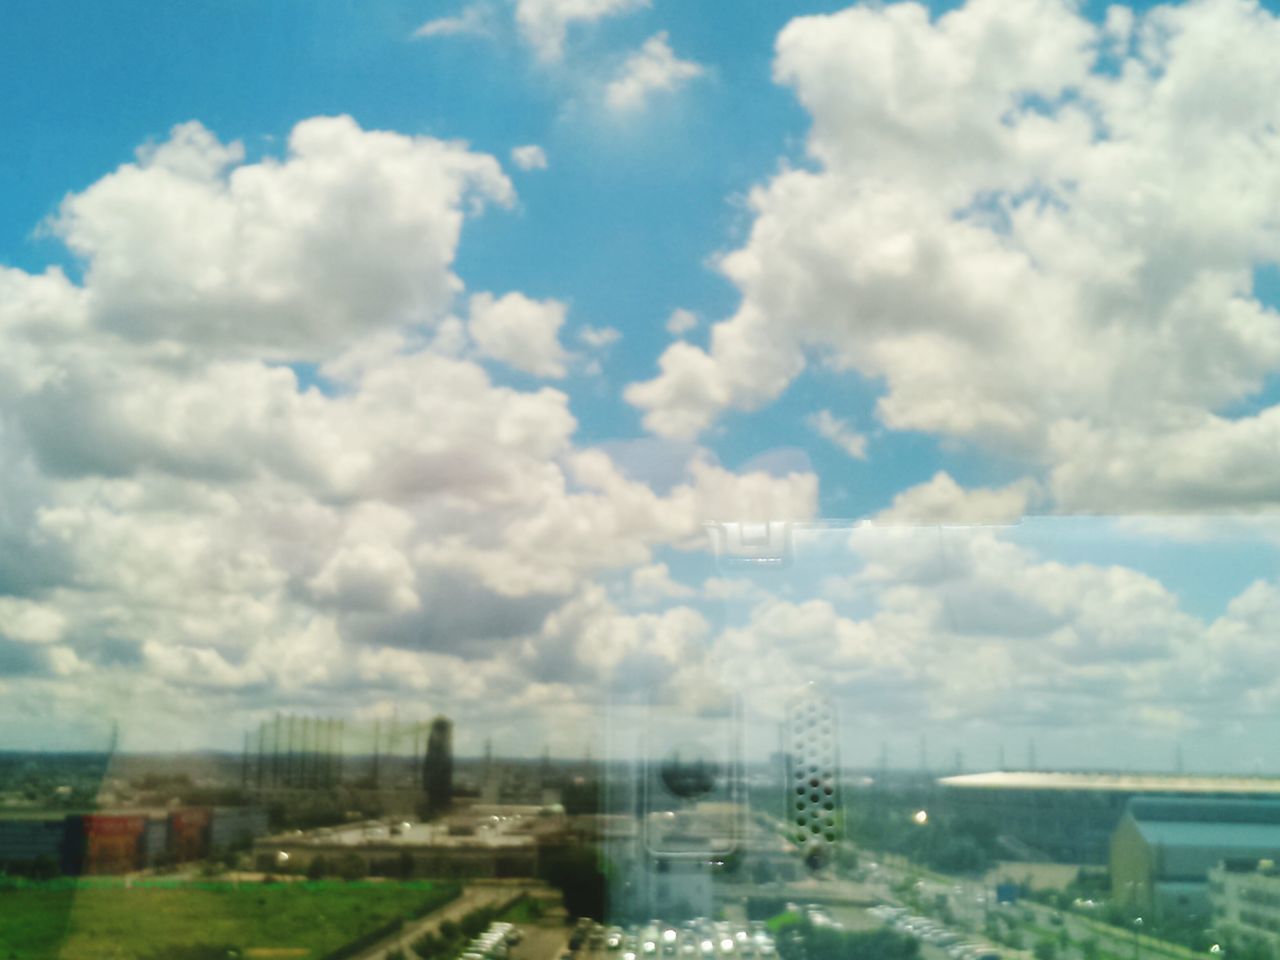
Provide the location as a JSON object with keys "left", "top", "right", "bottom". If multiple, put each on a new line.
{"left": 6, "top": 0, "right": 1280, "bottom": 771}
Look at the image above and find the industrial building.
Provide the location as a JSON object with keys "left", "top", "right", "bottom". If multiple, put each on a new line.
{"left": 1111, "top": 798, "right": 1280, "bottom": 917}
{"left": 939, "top": 771, "right": 1280, "bottom": 863}
{"left": 252, "top": 802, "right": 558, "bottom": 878}
{"left": 0, "top": 806, "right": 268, "bottom": 876}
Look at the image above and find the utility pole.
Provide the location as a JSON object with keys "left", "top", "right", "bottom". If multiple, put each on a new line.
{"left": 272, "top": 713, "right": 282, "bottom": 788}
{"left": 257, "top": 720, "right": 266, "bottom": 790}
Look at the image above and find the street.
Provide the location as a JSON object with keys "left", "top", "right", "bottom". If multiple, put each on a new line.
{"left": 355, "top": 883, "right": 550, "bottom": 960}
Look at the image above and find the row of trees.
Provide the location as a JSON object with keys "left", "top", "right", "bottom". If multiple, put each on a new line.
{"left": 842, "top": 803, "right": 995, "bottom": 874}
{"left": 409, "top": 900, "right": 521, "bottom": 960}
{"left": 776, "top": 923, "right": 921, "bottom": 960}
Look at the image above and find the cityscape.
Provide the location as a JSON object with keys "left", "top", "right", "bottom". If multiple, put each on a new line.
{"left": 11, "top": 718, "right": 1280, "bottom": 960}
{"left": 10, "top": 0, "right": 1280, "bottom": 956}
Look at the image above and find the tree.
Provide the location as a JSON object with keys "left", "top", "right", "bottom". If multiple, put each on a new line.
{"left": 198, "top": 859, "right": 226, "bottom": 879}
{"left": 1033, "top": 937, "right": 1057, "bottom": 960}
{"left": 540, "top": 847, "right": 607, "bottom": 920}
{"left": 396, "top": 850, "right": 416, "bottom": 880}
{"left": 306, "top": 856, "right": 329, "bottom": 881}
{"left": 335, "top": 852, "right": 367, "bottom": 881}
{"left": 27, "top": 855, "right": 58, "bottom": 881}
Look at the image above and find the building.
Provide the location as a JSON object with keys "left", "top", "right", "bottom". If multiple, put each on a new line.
{"left": 1209, "top": 860, "right": 1280, "bottom": 952}
{"left": 75, "top": 812, "right": 149, "bottom": 874}
{"left": 0, "top": 812, "right": 71, "bottom": 874}
{"left": 169, "top": 807, "right": 212, "bottom": 862}
{"left": 0, "top": 805, "right": 268, "bottom": 876}
{"left": 252, "top": 802, "right": 557, "bottom": 878}
{"left": 209, "top": 806, "right": 269, "bottom": 854}
{"left": 141, "top": 813, "right": 169, "bottom": 867}
{"left": 423, "top": 716, "right": 453, "bottom": 815}
{"left": 1111, "top": 798, "right": 1280, "bottom": 918}
{"left": 939, "top": 771, "right": 1280, "bottom": 864}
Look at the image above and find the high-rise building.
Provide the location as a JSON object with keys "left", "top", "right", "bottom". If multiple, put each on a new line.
{"left": 423, "top": 716, "right": 453, "bottom": 815}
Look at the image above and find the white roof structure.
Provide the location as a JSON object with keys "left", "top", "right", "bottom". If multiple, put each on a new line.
{"left": 937, "top": 771, "right": 1280, "bottom": 794}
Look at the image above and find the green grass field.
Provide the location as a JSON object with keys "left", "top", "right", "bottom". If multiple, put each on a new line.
{"left": 496, "top": 896, "right": 546, "bottom": 924}
{"left": 0, "top": 878, "right": 459, "bottom": 960}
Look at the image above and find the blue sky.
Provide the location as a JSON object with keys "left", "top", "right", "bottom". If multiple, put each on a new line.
{"left": 5, "top": 0, "right": 1280, "bottom": 767}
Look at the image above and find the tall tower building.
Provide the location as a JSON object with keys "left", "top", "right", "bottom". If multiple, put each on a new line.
{"left": 423, "top": 716, "right": 453, "bottom": 815}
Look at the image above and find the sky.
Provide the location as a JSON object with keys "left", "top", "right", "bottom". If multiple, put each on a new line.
{"left": 6, "top": 0, "right": 1280, "bottom": 771}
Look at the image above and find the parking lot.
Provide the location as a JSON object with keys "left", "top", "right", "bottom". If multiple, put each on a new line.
{"left": 572, "top": 918, "right": 779, "bottom": 960}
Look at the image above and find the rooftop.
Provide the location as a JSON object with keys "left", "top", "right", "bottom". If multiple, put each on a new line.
{"left": 266, "top": 813, "right": 545, "bottom": 849}
{"left": 1135, "top": 820, "right": 1280, "bottom": 851}
{"left": 938, "top": 771, "right": 1280, "bottom": 794}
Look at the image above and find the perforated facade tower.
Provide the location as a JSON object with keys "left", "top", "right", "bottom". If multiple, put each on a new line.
{"left": 784, "top": 687, "right": 840, "bottom": 867}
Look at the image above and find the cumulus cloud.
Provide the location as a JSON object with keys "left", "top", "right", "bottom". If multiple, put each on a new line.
{"left": 807, "top": 409, "right": 867, "bottom": 459}
{"left": 0, "top": 116, "right": 821, "bottom": 749}
{"left": 876, "top": 472, "right": 1035, "bottom": 525}
{"left": 627, "top": 562, "right": 695, "bottom": 606}
{"left": 666, "top": 308, "right": 697, "bottom": 336}
{"left": 713, "top": 522, "right": 1273, "bottom": 736}
{"left": 0, "top": 599, "right": 67, "bottom": 645}
{"left": 51, "top": 117, "right": 512, "bottom": 361}
{"left": 529, "top": 583, "right": 708, "bottom": 690}
{"left": 510, "top": 144, "right": 549, "bottom": 170}
{"left": 605, "top": 31, "right": 705, "bottom": 112}
{"left": 468, "top": 290, "right": 571, "bottom": 377}
{"left": 627, "top": 0, "right": 1280, "bottom": 512}
{"left": 515, "top": 0, "right": 649, "bottom": 63}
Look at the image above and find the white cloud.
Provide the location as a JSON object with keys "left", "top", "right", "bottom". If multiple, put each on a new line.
{"left": 529, "top": 583, "right": 708, "bottom": 689}
{"left": 605, "top": 31, "right": 705, "bottom": 112}
{"left": 627, "top": 562, "right": 695, "bottom": 606}
{"left": 577, "top": 325, "right": 620, "bottom": 349}
{"left": 627, "top": 0, "right": 1280, "bottom": 511}
{"left": 806, "top": 409, "right": 867, "bottom": 459}
{"left": 413, "top": 5, "right": 495, "bottom": 38}
{"left": 876, "top": 472, "right": 1034, "bottom": 525}
{"left": 510, "top": 144, "right": 549, "bottom": 170}
{"left": 468, "top": 291, "right": 571, "bottom": 378}
{"left": 0, "top": 116, "right": 824, "bottom": 749}
{"left": 515, "top": 0, "right": 649, "bottom": 63}
{"left": 0, "top": 599, "right": 67, "bottom": 645}
{"left": 666, "top": 308, "right": 697, "bottom": 336}
{"left": 733, "top": 523, "right": 1247, "bottom": 733}
{"left": 51, "top": 116, "right": 513, "bottom": 361}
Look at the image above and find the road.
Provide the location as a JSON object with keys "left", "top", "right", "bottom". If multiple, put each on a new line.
{"left": 354, "top": 882, "right": 550, "bottom": 960}
{"left": 509, "top": 924, "right": 572, "bottom": 960}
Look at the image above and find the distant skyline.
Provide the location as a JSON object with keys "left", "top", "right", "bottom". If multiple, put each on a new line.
{"left": 6, "top": 0, "right": 1280, "bottom": 767}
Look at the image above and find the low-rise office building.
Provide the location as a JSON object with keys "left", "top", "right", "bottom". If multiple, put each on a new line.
{"left": 1209, "top": 860, "right": 1280, "bottom": 949}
